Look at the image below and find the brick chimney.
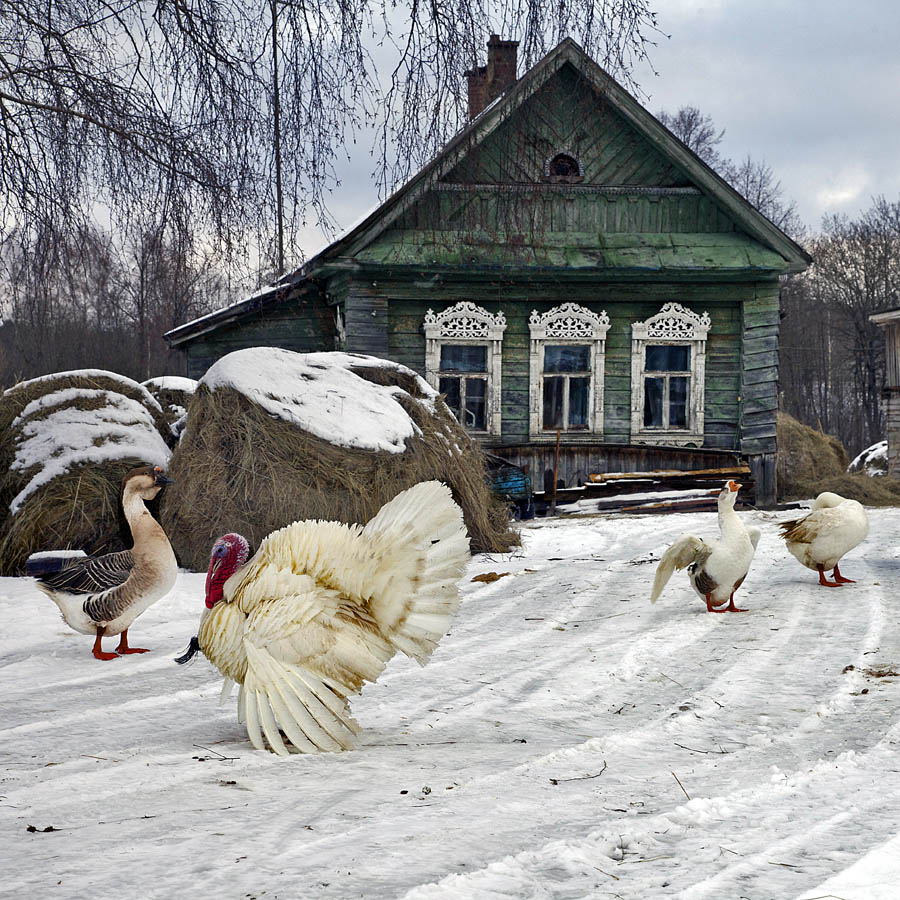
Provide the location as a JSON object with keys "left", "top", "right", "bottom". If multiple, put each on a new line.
{"left": 465, "top": 34, "right": 519, "bottom": 119}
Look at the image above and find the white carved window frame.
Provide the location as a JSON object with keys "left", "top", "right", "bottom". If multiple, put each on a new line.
{"left": 630, "top": 302, "right": 710, "bottom": 446}
{"left": 528, "top": 303, "right": 610, "bottom": 439}
{"left": 424, "top": 301, "right": 506, "bottom": 436}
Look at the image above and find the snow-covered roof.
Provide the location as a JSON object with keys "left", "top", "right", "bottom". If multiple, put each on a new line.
{"left": 6, "top": 369, "right": 163, "bottom": 413}
{"left": 201, "top": 348, "right": 437, "bottom": 454}
{"left": 9, "top": 388, "right": 171, "bottom": 514}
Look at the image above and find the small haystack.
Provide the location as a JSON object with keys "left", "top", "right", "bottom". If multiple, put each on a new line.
{"left": 142, "top": 375, "right": 198, "bottom": 441}
{"left": 161, "top": 348, "right": 517, "bottom": 571}
{"left": 0, "top": 370, "right": 171, "bottom": 574}
{"left": 777, "top": 412, "right": 900, "bottom": 505}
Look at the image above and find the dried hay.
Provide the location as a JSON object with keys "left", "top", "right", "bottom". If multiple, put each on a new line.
{"left": 0, "top": 372, "right": 171, "bottom": 574}
{"left": 142, "top": 376, "right": 197, "bottom": 440}
{"left": 161, "top": 355, "right": 518, "bottom": 572}
{"left": 776, "top": 411, "right": 848, "bottom": 501}
{"left": 777, "top": 411, "right": 900, "bottom": 505}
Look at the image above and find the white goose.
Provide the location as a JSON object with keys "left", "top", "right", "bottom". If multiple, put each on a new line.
{"left": 779, "top": 491, "right": 868, "bottom": 587}
{"left": 29, "top": 466, "right": 177, "bottom": 659}
{"left": 650, "top": 480, "right": 760, "bottom": 613}
{"left": 176, "top": 480, "right": 470, "bottom": 756}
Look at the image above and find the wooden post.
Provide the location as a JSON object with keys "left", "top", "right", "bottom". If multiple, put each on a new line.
{"left": 551, "top": 428, "right": 561, "bottom": 514}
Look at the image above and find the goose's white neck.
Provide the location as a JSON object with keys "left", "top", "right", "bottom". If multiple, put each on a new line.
{"left": 122, "top": 490, "right": 170, "bottom": 559}
{"left": 717, "top": 495, "right": 745, "bottom": 541}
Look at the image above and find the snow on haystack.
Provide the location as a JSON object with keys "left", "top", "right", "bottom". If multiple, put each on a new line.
{"left": 848, "top": 440, "right": 888, "bottom": 476}
{"left": 0, "top": 370, "right": 172, "bottom": 574}
{"left": 9, "top": 389, "right": 169, "bottom": 513}
{"left": 202, "top": 347, "right": 436, "bottom": 453}
{"left": 161, "top": 347, "right": 515, "bottom": 571}
{"left": 142, "top": 375, "right": 199, "bottom": 440}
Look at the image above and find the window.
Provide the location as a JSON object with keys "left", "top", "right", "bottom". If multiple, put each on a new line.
{"left": 424, "top": 302, "right": 506, "bottom": 435}
{"left": 630, "top": 302, "right": 710, "bottom": 446}
{"left": 542, "top": 151, "right": 584, "bottom": 184}
{"left": 528, "top": 303, "right": 610, "bottom": 438}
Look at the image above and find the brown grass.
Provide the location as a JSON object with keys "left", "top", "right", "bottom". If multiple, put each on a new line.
{"left": 777, "top": 411, "right": 900, "bottom": 505}
{"left": 161, "top": 372, "right": 518, "bottom": 571}
{"left": 0, "top": 373, "right": 170, "bottom": 574}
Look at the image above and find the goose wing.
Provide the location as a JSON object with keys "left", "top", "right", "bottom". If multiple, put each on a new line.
{"left": 779, "top": 506, "right": 845, "bottom": 544}
{"left": 35, "top": 550, "right": 135, "bottom": 595}
{"left": 650, "top": 535, "right": 711, "bottom": 603}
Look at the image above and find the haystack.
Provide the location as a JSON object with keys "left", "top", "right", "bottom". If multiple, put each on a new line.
{"left": 777, "top": 411, "right": 900, "bottom": 505}
{"left": 161, "top": 348, "right": 518, "bottom": 571}
{"left": 142, "top": 375, "right": 198, "bottom": 441}
{"left": 0, "top": 370, "right": 171, "bottom": 574}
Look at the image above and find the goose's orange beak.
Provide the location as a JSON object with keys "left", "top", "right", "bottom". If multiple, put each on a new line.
{"left": 728, "top": 480, "right": 741, "bottom": 492}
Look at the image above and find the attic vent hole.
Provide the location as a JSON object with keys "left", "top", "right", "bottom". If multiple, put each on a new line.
{"left": 543, "top": 153, "right": 584, "bottom": 183}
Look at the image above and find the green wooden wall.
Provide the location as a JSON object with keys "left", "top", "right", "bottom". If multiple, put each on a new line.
{"left": 380, "top": 278, "right": 755, "bottom": 451}
{"left": 185, "top": 289, "right": 336, "bottom": 380}
{"left": 444, "top": 63, "right": 689, "bottom": 188}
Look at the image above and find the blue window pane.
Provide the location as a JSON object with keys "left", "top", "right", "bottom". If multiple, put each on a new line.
{"left": 542, "top": 377, "right": 564, "bottom": 429}
{"left": 464, "top": 377, "right": 486, "bottom": 430}
{"left": 439, "top": 376, "right": 460, "bottom": 419}
{"left": 643, "top": 377, "right": 664, "bottom": 427}
{"left": 646, "top": 345, "right": 690, "bottom": 371}
{"left": 544, "top": 345, "right": 590, "bottom": 373}
{"left": 440, "top": 344, "right": 487, "bottom": 373}
{"left": 568, "top": 377, "right": 590, "bottom": 428}
{"left": 669, "top": 376, "right": 688, "bottom": 428}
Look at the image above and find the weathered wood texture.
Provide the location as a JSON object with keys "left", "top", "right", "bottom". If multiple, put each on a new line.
{"left": 386, "top": 279, "right": 747, "bottom": 449}
{"left": 444, "top": 63, "right": 689, "bottom": 188}
{"left": 185, "top": 287, "right": 335, "bottom": 379}
{"left": 883, "top": 388, "right": 900, "bottom": 477}
{"left": 490, "top": 442, "right": 742, "bottom": 492}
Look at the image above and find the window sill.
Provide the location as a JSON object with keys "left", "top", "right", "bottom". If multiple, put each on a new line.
{"left": 632, "top": 432, "right": 704, "bottom": 448}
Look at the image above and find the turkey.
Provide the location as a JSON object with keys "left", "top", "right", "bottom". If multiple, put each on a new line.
{"left": 177, "top": 480, "right": 470, "bottom": 755}
{"left": 779, "top": 491, "right": 869, "bottom": 587}
{"left": 650, "top": 480, "right": 760, "bottom": 613}
{"left": 29, "top": 465, "right": 177, "bottom": 659}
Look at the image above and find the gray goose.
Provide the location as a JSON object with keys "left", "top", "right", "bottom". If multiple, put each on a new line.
{"left": 30, "top": 465, "right": 177, "bottom": 660}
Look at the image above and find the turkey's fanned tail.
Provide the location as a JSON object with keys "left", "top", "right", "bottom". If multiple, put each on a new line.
{"left": 361, "top": 480, "right": 470, "bottom": 664}
{"left": 241, "top": 642, "right": 360, "bottom": 756}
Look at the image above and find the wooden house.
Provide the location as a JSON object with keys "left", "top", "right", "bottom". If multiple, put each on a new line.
{"left": 869, "top": 307, "right": 900, "bottom": 476}
{"left": 165, "top": 37, "right": 810, "bottom": 506}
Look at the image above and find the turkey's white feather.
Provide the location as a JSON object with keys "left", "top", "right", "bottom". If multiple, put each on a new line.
{"left": 198, "top": 480, "right": 469, "bottom": 755}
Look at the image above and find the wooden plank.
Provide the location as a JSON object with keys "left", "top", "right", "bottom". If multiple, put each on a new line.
{"left": 589, "top": 464, "right": 750, "bottom": 482}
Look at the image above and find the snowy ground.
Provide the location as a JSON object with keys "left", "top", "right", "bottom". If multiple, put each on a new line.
{"left": 3, "top": 506, "right": 900, "bottom": 900}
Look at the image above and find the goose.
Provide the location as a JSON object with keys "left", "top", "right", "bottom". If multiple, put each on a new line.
{"left": 779, "top": 491, "right": 869, "bottom": 587}
{"left": 176, "top": 480, "right": 470, "bottom": 756}
{"left": 29, "top": 465, "right": 177, "bottom": 659}
{"left": 650, "top": 480, "right": 760, "bottom": 613}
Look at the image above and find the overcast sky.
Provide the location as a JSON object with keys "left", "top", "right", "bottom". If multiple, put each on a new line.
{"left": 292, "top": 0, "right": 900, "bottom": 260}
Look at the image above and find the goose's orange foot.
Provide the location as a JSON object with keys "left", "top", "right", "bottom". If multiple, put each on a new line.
{"left": 832, "top": 565, "right": 856, "bottom": 584}
{"left": 116, "top": 631, "right": 149, "bottom": 655}
{"left": 723, "top": 594, "right": 748, "bottom": 612}
{"left": 92, "top": 630, "right": 119, "bottom": 661}
{"left": 817, "top": 565, "right": 841, "bottom": 588}
{"left": 705, "top": 594, "right": 726, "bottom": 613}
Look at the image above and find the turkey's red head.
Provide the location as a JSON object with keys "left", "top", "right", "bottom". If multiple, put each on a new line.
{"left": 205, "top": 533, "right": 250, "bottom": 608}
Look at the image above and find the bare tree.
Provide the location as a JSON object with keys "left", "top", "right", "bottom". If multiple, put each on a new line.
{"left": 656, "top": 105, "right": 724, "bottom": 167}
{"left": 656, "top": 105, "right": 804, "bottom": 240}
{"left": 1, "top": 0, "right": 663, "bottom": 272}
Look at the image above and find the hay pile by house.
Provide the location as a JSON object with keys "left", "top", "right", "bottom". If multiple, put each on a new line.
{"left": 0, "top": 370, "right": 171, "bottom": 574}
{"left": 777, "top": 411, "right": 900, "bottom": 505}
{"left": 161, "top": 347, "right": 518, "bottom": 571}
{"left": 142, "top": 375, "right": 198, "bottom": 441}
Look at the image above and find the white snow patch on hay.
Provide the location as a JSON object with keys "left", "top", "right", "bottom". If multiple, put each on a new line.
{"left": 849, "top": 440, "right": 888, "bottom": 476}
{"left": 10, "top": 368, "right": 163, "bottom": 412}
{"left": 201, "top": 348, "right": 437, "bottom": 453}
{"left": 142, "top": 376, "right": 198, "bottom": 394}
{"left": 9, "top": 389, "right": 170, "bottom": 513}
